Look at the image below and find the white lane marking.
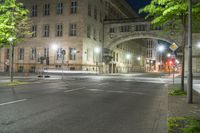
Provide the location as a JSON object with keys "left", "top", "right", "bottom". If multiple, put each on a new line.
{"left": 106, "top": 90, "right": 145, "bottom": 95}
{"left": 87, "top": 89, "right": 104, "bottom": 92}
{"left": 159, "top": 78, "right": 165, "bottom": 83}
{"left": 86, "top": 89, "right": 145, "bottom": 95}
{"left": 64, "top": 87, "right": 86, "bottom": 93}
{"left": 0, "top": 99, "right": 27, "bottom": 106}
{"left": 98, "top": 83, "right": 109, "bottom": 86}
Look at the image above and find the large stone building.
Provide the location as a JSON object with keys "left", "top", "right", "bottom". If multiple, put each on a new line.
{"left": 0, "top": 0, "right": 139, "bottom": 73}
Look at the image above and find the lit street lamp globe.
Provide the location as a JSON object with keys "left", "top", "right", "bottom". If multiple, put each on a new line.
{"left": 8, "top": 37, "right": 14, "bottom": 42}
{"left": 167, "top": 53, "right": 171, "bottom": 57}
{"left": 126, "top": 54, "right": 131, "bottom": 60}
{"left": 51, "top": 44, "right": 58, "bottom": 50}
{"left": 137, "top": 56, "right": 141, "bottom": 61}
{"left": 95, "top": 47, "right": 101, "bottom": 54}
{"left": 197, "top": 42, "right": 200, "bottom": 48}
{"left": 158, "top": 45, "right": 165, "bottom": 52}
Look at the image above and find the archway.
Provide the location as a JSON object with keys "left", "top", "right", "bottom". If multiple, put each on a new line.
{"left": 103, "top": 34, "right": 180, "bottom": 74}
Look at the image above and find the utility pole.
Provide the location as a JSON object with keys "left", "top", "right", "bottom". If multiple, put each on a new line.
{"left": 187, "top": 0, "right": 193, "bottom": 104}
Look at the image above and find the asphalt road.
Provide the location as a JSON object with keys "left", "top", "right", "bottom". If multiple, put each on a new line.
{"left": 0, "top": 74, "right": 167, "bottom": 133}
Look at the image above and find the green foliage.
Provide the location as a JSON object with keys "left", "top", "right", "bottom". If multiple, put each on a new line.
{"left": 0, "top": 0, "right": 30, "bottom": 47}
{"left": 168, "top": 117, "right": 186, "bottom": 133}
{"left": 168, "top": 85, "right": 186, "bottom": 96}
{"left": 139, "top": 0, "right": 200, "bottom": 32}
{"left": 169, "top": 89, "right": 186, "bottom": 96}
{"left": 0, "top": 81, "right": 28, "bottom": 87}
{"left": 168, "top": 117, "right": 200, "bottom": 133}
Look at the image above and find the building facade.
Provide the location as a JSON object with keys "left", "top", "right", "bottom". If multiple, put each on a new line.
{"left": 0, "top": 0, "right": 137, "bottom": 73}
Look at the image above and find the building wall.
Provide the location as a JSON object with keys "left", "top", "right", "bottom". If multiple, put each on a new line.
{"left": 174, "top": 33, "right": 200, "bottom": 75}
{"left": 107, "top": 39, "right": 147, "bottom": 73}
{"left": 0, "top": 0, "right": 136, "bottom": 72}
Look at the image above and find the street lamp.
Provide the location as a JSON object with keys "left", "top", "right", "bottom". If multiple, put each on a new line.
{"left": 197, "top": 42, "right": 200, "bottom": 48}
{"left": 61, "top": 49, "right": 66, "bottom": 79}
{"left": 126, "top": 54, "right": 131, "bottom": 60}
{"left": 51, "top": 44, "right": 58, "bottom": 66}
{"left": 95, "top": 47, "right": 100, "bottom": 54}
{"left": 126, "top": 54, "right": 131, "bottom": 72}
{"left": 51, "top": 44, "right": 58, "bottom": 50}
{"left": 167, "top": 53, "right": 171, "bottom": 58}
{"left": 158, "top": 45, "right": 165, "bottom": 52}
{"left": 94, "top": 47, "right": 101, "bottom": 74}
{"left": 158, "top": 45, "right": 165, "bottom": 72}
{"left": 137, "top": 56, "right": 141, "bottom": 61}
{"left": 176, "top": 59, "right": 180, "bottom": 64}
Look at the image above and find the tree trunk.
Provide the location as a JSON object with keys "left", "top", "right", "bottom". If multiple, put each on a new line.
{"left": 10, "top": 44, "right": 14, "bottom": 83}
{"left": 181, "top": 16, "right": 187, "bottom": 91}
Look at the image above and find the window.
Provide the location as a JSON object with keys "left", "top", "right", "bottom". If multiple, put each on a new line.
{"left": 116, "top": 53, "right": 118, "bottom": 62}
{"left": 18, "top": 66, "right": 24, "bottom": 72}
{"left": 94, "top": 7, "right": 97, "bottom": 20}
{"left": 29, "top": 66, "right": 36, "bottom": 73}
{"left": 120, "top": 25, "right": 131, "bottom": 32}
{"left": 110, "top": 27, "right": 115, "bottom": 33}
{"left": 93, "top": 28, "right": 96, "bottom": 40}
{"left": 57, "top": 2, "right": 63, "bottom": 15}
{"left": 32, "top": 25, "right": 37, "bottom": 37}
{"left": 113, "top": 52, "right": 115, "bottom": 61}
{"left": 31, "top": 4, "right": 37, "bottom": 17}
{"left": 69, "top": 48, "right": 76, "bottom": 60}
{"left": 43, "top": 3, "right": 50, "bottom": 16}
{"left": 70, "top": 0, "right": 77, "bottom": 14}
{"left": 44, "top": 48, "right": 49, "bottom": 58}
{"left": 87, "top": 25, "right": 91, "bottom": 38}
{"left": 100, "top": 12, "right": 102, "bottom": 23}
{"left": 56, "top": 48, "right": 62, "bottom": 60}
{"left": 56, "top": 24, "right": 63, "bottom": 37}
{"left": 88, "top": 4, "right": 91, "bottom": 16}
{"left": 69, "top": 23, "right": 77, "bottom": 36}
{"left": 99, "top": 31, "right": 102, "bottom": 42}
{"left": 18, "top": 48, "right": 24, "bottom": 60}
{"left": 135, "top": 25, "right": 146, "bottom": 31}
{"left": 31, "top": 48, "right": 37, "bottom": 60}
{"left": 43, "top": 24, "right": 50, "bottom": 37}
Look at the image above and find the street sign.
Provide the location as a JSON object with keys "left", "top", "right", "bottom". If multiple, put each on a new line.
{"left": 169, "top": 43, "right": 178, "bottom": 51}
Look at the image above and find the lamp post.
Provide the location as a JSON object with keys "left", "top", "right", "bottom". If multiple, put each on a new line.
{"left": 126, "top": 54, "right": 131, "bottom": 73}
{"left": 61, "top": 49, "right": 66, "bottom": 79}
{"left": 167, "top": 53, "right": 171, "bottom": 74}
{"left": 158, "top": 45, "right": 165, "bottom": 72}
{"left": 137, "top": 56, "right": 141, "bottom": 72}
{"left": 187, "top": 0, "right": 193, "bottom": 104}
{"left": 95, "top": 47, "right": 100, "bottom": 74}
{"left": 51, "top": 44, "right": 58, "bottom": 68}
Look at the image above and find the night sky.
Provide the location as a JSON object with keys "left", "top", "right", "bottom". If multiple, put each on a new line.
{"left": 126, "top": 0, "right": 150, "bottom": 13}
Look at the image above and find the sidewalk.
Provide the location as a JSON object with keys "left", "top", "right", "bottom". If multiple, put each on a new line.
{"left": 168, "top": 90, "right": 200, "bottom": 118}
{"left": 168, "top": 83, "right": 200, "bottom": 132}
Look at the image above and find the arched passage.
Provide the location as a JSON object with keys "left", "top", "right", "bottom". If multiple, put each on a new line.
{"left": 103, "top": 33, "right": 180, "bottom": 74}
{"left": 105, "top": 33, "right": 178, "bottom": 50}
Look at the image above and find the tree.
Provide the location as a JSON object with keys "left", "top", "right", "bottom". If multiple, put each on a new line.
{"left": 0, "top": 0, "right": 30, "bottom": 82}
{"left": 140, "top": 0, "right": 200, "bottom": 91}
